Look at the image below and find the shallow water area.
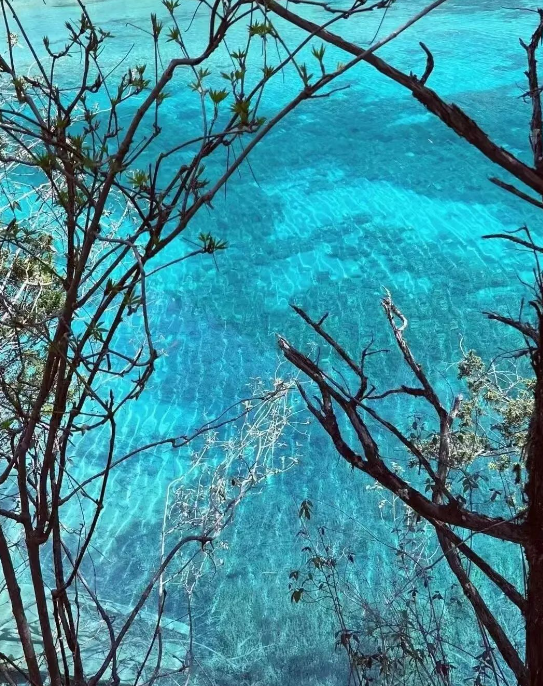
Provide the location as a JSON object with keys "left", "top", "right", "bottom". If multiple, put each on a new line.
{"left": 4, "top": 0, "right": 539, "bottom": 683}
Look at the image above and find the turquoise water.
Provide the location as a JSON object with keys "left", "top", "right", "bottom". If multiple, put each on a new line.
{"left": 10, "top": 0, "right": 539, "bottom": 682}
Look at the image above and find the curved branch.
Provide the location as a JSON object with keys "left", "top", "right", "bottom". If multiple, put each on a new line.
{"left": 279, "top": 336, "right": 527, "bottom": 544}
{"left": 264, "top": 0, "right": 543, "bottom": 196}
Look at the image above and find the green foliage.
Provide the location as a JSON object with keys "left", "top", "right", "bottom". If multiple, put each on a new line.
{"left": 220, "top": 47, "right": 249, "bottom": 92}
{"left": 198, "top": 232, "right": 228, "bottom": 253}
{"left": 311, "top": 44, "right": 326, "bottom": 76}
{"left": 167, "top": 26, "right": 181, "bottom": 43}
{"left": 311, "top": 44, "right": 326, "bottom": 61}
{"left": 156, "top": 90, "right": 170, "bottom": 104}
{"left": 249, "top": 21, "right": 275, "bottom": 38}
{"left": 290, "top": 588, "right": 304, "bottom": 603}
{"left": 123, "top": 292, "right": 143, "bottom": 314}
{"left": 163, "top": 0, "right": 181, "bottom": 12}
{"left": 150, "top": 13, "right": 163, "bottom": 39}
{"left": 89, "top": 322, "right": 108, "bottom": 342}
{"left": 208, "top": 88, "right": 228, "bottom": 105}
{"left": 230, "top": 49, "right": 247, "bottom": 62}
{"left": 13, "top": 76, "right": 26, "bottom": 103}
{"left": 129, "top": 169, "right": 150, "bottom": 190}
{"left": 289, "top": 502, "right": 462, "bottom": 685}
{"left": 190, "top": 67, "right": 212, "bottom": 94}
{"left": 299, "top": 64, "right": 313, "bottom": 86}
{"left": 298, "top": 498, "right": 313, "bottom": 520}
{"left": 0, "top": 216, "right": 64, "bottom": 423}
{"left": 35, "top": 152, "right": 57, "bottom": 173}
{"left": 458, "top": 349, "right": 486, "bottom": 387}
{"left": 231, "top": 98, "right": 251, "bottom": 125}
{"left": 126, "top": 64, "right": 149, "bottom": 91}
{"left": 413, "top": 351, "right": 532, "bottom": 494}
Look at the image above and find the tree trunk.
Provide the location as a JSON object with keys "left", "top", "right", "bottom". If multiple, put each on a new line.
{"left": 525, "top": 313, "right": 543, "bottom": 686}
{"left": 26, "top": 535, "right": 62, "bottom": 686}
{"left": 526, "top": 544, "right": 543, "bottom": 686}
{"left": 0, "top": 528, "right": 43, "bottom": 686}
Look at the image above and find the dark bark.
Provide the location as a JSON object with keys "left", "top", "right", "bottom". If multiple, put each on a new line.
{"left": 279, "top": 336, "right": 526, "bottom": 544}
{"left": 263, "top": 4, "right": 543, "bottom": 683}
{"left": 26, "top": 535, "right": 62, "bottom": 686}
{"left": 264, "top": 0, "right": 543, "bottom": 197}
{"left": 0, "top": 528, "right": 42, "bottom": 686}
{"left": 279, "top": 301, "right": 529, "bottom": 682}
{"left": 521, "top": 10, "right": 543, "bottom": 175}
{"left": 438, "top": 531, "right": 527, "bottom": 684}
{"left": 525, "top": 309, "right": 543, "bottom": 686}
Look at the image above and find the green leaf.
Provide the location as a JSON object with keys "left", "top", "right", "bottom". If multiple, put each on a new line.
{"left": 163, "top": 0, "right": 181, "bottom": 12}
{"left": 231, "top": 98, "right": 251, "bottom": 124}
{"left": 230, "top": 49, "right": 247, "bottom": 61}
{"left": 198, "top": 232, "right": 228, "bottom": 253}
{"left": 298, "top": 499, "right": 313, "bottom": 520}
{"left": 167, "top": 27, "right": 181, "bottom": 42}
{"left": 291, "top": 588, "right": 304, "bottom": 603}
{"left": 311, "top": 44, "right": 326, "bottom": 61}
{"left": 249, "top": 21, "right": 275, "bottom": 38}
{"left": 209, "top": 89, "right": 228, "bottom": 105}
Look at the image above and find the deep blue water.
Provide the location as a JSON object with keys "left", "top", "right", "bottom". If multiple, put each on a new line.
{"left": 8, "top": 0, "right": 539, "bottom": 682}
